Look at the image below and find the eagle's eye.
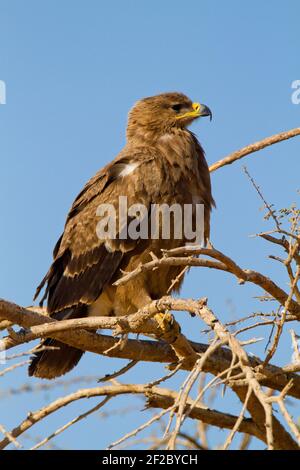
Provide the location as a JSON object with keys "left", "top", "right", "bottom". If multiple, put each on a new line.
{"left": 171, "top": 104, "right": 183, "bottom": 112}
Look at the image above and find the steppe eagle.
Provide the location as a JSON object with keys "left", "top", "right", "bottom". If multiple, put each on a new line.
{"left": 29, "top": 92, "right": 214, "bottom": 379}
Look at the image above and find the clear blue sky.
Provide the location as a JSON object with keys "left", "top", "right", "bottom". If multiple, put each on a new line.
{"left": 0, "top": 0, "right": 299, "bottom": 449}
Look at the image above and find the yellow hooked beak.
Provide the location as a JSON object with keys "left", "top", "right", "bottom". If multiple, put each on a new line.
{"left": 176, "top": 102, "right": 212, "bottom": 121}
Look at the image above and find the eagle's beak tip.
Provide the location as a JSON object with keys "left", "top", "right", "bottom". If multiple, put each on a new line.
{"left": 200, "top": 104, "right": 213, "bottom": 121}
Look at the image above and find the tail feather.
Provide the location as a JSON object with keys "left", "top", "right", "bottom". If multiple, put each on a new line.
{"left": 28, "top": 339, "right": 84, "bottom": 379}
{"left": 28, "top": 305, "right": 87, "bottom": 379}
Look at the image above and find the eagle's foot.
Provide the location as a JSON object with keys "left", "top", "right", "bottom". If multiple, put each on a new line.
{"left": 154, "top": 312, "right": 173, "bottom": 331}
{"left": 154, "top": 312, "right": 180, "bottom": 343}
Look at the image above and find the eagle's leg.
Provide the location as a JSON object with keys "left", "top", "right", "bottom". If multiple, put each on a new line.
{"left": 153, "top": 312, "right": 198, "bottom": 367}
{"left": 154, "top": 311, "right": 181, "bottom": 343}
{"left": 154, "top": 311, "right": 173, "bottom": 331}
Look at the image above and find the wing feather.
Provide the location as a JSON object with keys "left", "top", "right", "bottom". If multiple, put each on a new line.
{"left": 36, "top": 150, "right": 162, "bottom": 315}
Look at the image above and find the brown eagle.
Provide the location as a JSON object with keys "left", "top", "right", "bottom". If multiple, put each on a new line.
{"left": 29, "top": 92, "right": 214, "bottom": 379}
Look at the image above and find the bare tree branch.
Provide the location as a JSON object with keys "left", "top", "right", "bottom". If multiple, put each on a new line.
{"left": 1, "top": 298, "right": 300, "bottom": 400}
{"left": 209, "top": 127, "right": 300, "bottom": 172}
{"left": 0, "top": 384, "right": 263, "bottom": 450}
{"left": 114, "top": 246, "right": 300, "bottom": 318}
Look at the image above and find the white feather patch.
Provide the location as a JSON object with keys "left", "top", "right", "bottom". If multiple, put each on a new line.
{"left": 119, "top": 162, "right": 139, "bottom": 177}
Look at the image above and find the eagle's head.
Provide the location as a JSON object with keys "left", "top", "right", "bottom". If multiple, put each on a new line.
{"left": 127, "top": 92, "right": 212, "bottom": 141}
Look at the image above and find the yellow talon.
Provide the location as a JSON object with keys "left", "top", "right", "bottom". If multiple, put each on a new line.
{"left": 154, "top": 312, "right": 173, "bottom": 333}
